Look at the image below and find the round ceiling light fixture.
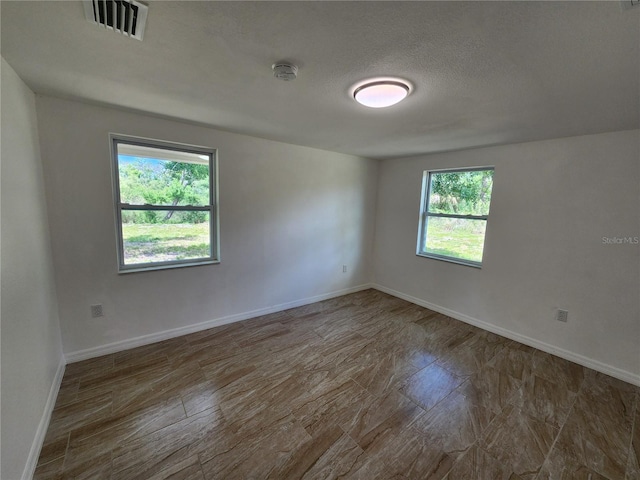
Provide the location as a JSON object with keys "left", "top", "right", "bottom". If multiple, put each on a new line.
{"left": 353, "top": 80, "right": 411, "bottom": 108}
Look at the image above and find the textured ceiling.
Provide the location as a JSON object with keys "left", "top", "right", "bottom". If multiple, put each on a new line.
{"left": 2, "top": 1, "right": 638, "bottom": 159}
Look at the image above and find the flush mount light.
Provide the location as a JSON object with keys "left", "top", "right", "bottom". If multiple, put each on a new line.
{"left": 353, "top": 80, "right": 410, "bottom": 108}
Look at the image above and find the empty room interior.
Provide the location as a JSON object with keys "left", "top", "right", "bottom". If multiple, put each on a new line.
{"left": 2, "top": 1, "right": 639, "bottom": 479}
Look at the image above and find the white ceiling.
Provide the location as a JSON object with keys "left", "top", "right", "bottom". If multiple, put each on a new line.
{"left": 2, "top": 1, "right": 638, "bottom": 159}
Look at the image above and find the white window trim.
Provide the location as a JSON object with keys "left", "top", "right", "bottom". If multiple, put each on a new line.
{"left": 416, "top": 166, "right": 494, "bottom": 268}
{"left": 110, "top": 133, "right": 220, "bottom": 273}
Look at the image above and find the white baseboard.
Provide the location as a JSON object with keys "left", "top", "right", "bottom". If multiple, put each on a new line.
{"left": 64, "top": 279, "right": 639, "bottom": 384}
{"left": 22, "top": 357, "right": 66, "bottom": 480}
{"left": 65, "top": 283, "right": 374, "bottom": 363}
{"left": 372, "top": 283, "right": 640, "bottom": 387}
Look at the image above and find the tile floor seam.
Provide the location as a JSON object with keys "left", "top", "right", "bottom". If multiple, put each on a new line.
{"left": 475, "top": 438, "right": 511, "bottom": 476}
{"left": 196, "top": 452, "right": 206, "bottom": 479}
{"left": 108, "top": 449, "right": 114, "bottom": 480}
{"left": 179, "top": 396, "right": 188, "bottom": 419}
{"left": 478, "top": 406, "right": 560, "bottom": 480}
{"left": 625, "top": 391, "right": 639, "bottom": 479}
{"left": 58, "top": 434, "right": 69, "bottom": 475}
{"left": 579, "top": 376, "right": 634, "bottom": 480}
{"left": 347, "top": 375, "right": 373, "bottom": 396}
{"left": 534, "top": 383, "right": 581, "bottom": 480}
{"left": 45, "top": 433, "right": 70, "bottom": 475}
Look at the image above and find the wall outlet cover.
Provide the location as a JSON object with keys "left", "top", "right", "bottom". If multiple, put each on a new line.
{"left": 557, "top": 309, "right": 569, "bottom": 323}
{"left": 91, "top": 304, "right": 104, "bottom": 318}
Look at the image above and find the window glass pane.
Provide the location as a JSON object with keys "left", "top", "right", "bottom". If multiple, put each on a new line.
{"left": 427, "top": 170, "right": 493, "bottom": 216}
{"left": 117, "top": 144, "right": 210, "bottom": 207}
{"left": 121, "top": 211, "right": 210, "bottom": 265}
{"left": 424, "top": 217, "right": 487, "bottom": 263}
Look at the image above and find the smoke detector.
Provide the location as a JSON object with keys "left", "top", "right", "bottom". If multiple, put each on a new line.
{"left": 83, "top": 0, "right": 148, "bottom": 41}
{"left": 272, "top": 63, "right": 298, "bottom": 81}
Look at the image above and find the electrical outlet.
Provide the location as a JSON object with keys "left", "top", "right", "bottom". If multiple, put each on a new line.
{"left": 342, "top": 265, "right": 347, "bottom": 273}
{"left": 556, "top": 309, "right": 568, "bottom": 323}
{"left": 91, "top": 304, "right": 104, "bottom": 318}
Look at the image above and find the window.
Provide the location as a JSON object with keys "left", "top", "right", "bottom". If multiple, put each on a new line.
{"left": 111, "top": 135, "right": 219, "bottom": 272}
{"left": 417, "top": 167, "right": 494, "bottom": 267}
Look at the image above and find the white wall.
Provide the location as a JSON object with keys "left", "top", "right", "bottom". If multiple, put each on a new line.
{"left": 35, "top": 96, "right": 378, "bottom": 357}
{"left": 1, "top": 59, "right": 65, "bottom": 480}
{"left": 2, "top": 66, "right": 637, "bottom": 480}
{"left": 373, "top": 130, "right": 640, "bottom": 382}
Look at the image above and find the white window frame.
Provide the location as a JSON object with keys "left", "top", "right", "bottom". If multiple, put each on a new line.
{"left": 416, "top": 166, "right": 494, "bottom": 268}
{"left": 110, "top": 134, "right": 220, "bottom": 273}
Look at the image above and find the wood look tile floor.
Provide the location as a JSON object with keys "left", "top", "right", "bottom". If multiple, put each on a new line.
{"left": 35, "top": 290, "right": 639, "bottom": 480}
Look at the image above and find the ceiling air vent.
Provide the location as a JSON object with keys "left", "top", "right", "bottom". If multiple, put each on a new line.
{"left": 83, "top": 0, "right": 148, "bottom": 41}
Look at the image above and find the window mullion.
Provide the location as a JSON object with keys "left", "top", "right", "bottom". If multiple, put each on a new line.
{"left": 426, "top": 212, "right": 488, "bottom": 221}
{"left": 120, "top": 204, "right": 210, "bottom": 212}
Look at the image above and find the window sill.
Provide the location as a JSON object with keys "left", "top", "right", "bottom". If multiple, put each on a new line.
{"left": 118, "top": 259, "right": 220, "bottom": 274}
{"left": 416, "top": 252, "right": 482, "bottom": 269}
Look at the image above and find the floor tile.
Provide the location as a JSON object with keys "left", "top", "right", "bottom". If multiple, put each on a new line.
{"left": 412, "top": 389, "right": 496, "bottom": 455}
{"left": 146, "top": 457, "right": 204, "bottom": 480}
{"left": 113, "top": 336, "right": 185, "bottom": 368}
{"left": 45, "top": 391, "right": 113, "bottom": 441}
{"left": 111, "top": 364, "right": 205, "bottom": 416}
{"left": 270, "top": 423, "right": 346, "bottom": 479}
{"left": 199, "top": 414, "right": 311, "bottom": 479}
{"left": 36, "top": 434, "right": 68, "bottom": 468}
{"left": 400, "top": 362, "right": 464, "bottom": 412}
{"left": 375, "top": 322, "right": 444, "bottom": 369}
{"left": 33, "top": 455, "right": 64, "bottom": 480}
{"left": 112, "top": 407, "right": 224, "bottom": 480}
{"left": 456, "top": 365, "right": 521, "bottom": 415}
{"left": 235, "top": 322, "right": 291, "bottom": 348}
{"left": 480, "top": 405, "right": 558, "bottom": 480}
{"left": 538, "top": 449, "right": 613, "bottom": 480}
{"left": 180, "top": 380, "right": 224, "bottom": 417}
{"left": 509, "top": 373, "right": 576, "bottom": 428}
{"left": 628, "top": 396, "right": 640, "bottom": 479}
{"left": 241, "top": 310, "right": 291, "bottom": 329}
{"left": 578, "top": 370, "right": 637, "bottom": 425}
{"left": 437, "top": 330, "right": 505, "bottom": 377}
{"left": 291, "top": 374, "right": 370, "bottom": 437}
{"left": 345, "top": 388, "right": 423, "bottom": 444}
{"left": 365, "top": 426, "right": 457, "bottom": 480}
{"left": 62, "top": 354, "right": 115, "bottom": 384}
{"left": 329, "top": 450, "right": 402, "bottom": 479}
{"left": 443, "top": 444, "right": 523, "bottom": 480}
{"left": 53, "top": 380, "right": 80, "bottom": 409}
{"left": 531, "top": 350, "right": 585, "bottom": 393}
{"left": 344, "top": 342, "right": 421, "bottom": 396}
{"left": 68, "top": 395, "right": 186, "bottom": 458}
{"left": 487, "top": 342, "right": 534, "bottom": 382}
{"left": 552, "top": 398, "right": 632, "bottom": 480}
{"left": 36, "top": 289, "right": 638, "bottom": 480}
{"left": 185, "top": 322, "right": 246, "bottom": 346}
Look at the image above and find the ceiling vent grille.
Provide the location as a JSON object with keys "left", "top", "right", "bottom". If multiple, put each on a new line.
{"left": 83, "top": 0, "right": 148, "bottom": 41}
